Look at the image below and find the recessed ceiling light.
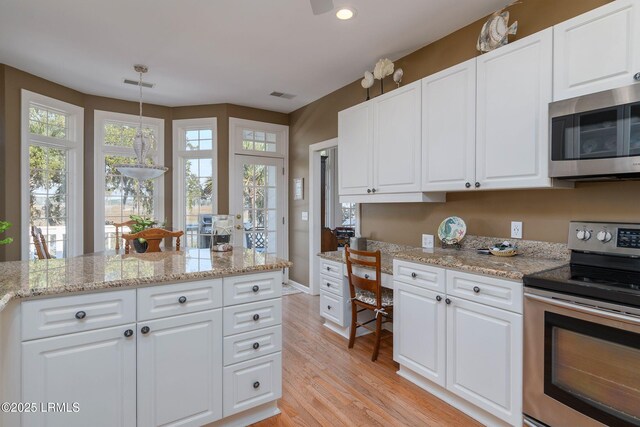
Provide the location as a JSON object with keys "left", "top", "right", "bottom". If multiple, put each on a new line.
{"left": 336, "top": 7, "right": 355, "bottom": 20}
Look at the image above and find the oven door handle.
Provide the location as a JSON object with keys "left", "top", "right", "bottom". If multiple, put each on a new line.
{"left": 525, "top": 292, "right": 640, "bottom": 325}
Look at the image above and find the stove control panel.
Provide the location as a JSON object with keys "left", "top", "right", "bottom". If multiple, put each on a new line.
{"left": 569, "top": 221, "right": 640, "bottom": 256}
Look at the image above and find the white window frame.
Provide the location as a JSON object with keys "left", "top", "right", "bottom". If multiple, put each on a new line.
{"left": 172, "top": 117, "right": 218, "bottom": 246}
{"left": 20, "top": 90, "right": 84, "bottom": 260}
{"left": 93, "top": 110, "right": 165, "bottom": 251}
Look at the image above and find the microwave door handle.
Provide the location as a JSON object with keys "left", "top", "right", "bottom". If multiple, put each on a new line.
{"left": 525, "top": 292, "right": 640, "bottom": 326}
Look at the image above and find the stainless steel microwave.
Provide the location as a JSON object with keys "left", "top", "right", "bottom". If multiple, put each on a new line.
{"left": 549, "top": 84, "right": 640, "bottom": 180}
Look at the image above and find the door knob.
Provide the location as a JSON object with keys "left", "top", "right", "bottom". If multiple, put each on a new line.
{"left": 253, "top": 342, "right": 260, "bottom": 350}
{"left": 252, "top": 285, "right": 260, "bottom": 292}
{"left": 253, "top": 314, "right": 260, "bottom": 321}
{"left": 367, "top": 189, "right": 371, "bottom": 193}
{"left": 178, "top": 296, "right": 187, "bottom": 304}
{"left": 141, "top": 326, "right": 150, "bottom": 334}
{"left": 253, "top": 381, "right": 260, "bottom": 389}
{"left": 436, "top": 295, "right": 442, "bottom": 302}
{"left": 634, "top": 72, "right": 640, "bottom": 81}
{"left": 124, "top": 329, "right": 134, "bottom": 338}
{"left": 475, "top": 182, "right": 481, "bottom": 188}
{"left": 465, "top": 182, "right": 471, "bottom": 188}
{"left": 473, "top": 286, "right": 481, "bottom": 294}
{"left": 445, "top": 298, "right": 451, "bottom": 305}
{"left": 75, "top": 311, "right": 86, "bottom": 320}
{"left": 236, "top": 214, "right": 242, "bottom": 219}
{"left": 235, "top": 225, "right": 242, "bottom": 230}
{"left": 371, "top": 188, "right": 377, "bottom": 193}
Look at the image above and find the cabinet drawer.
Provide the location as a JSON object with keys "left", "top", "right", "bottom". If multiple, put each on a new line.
{"left": 446, "top": 270, "right": 523, "bottom": 314}
{"left": 348, "top": 267, "right": 394, "bottom": 289}
{"left": 137, "top": 279, "right": 222, "bottom": 321}
{"left": 223, "top": 325, "right": 282, "bottom": 366}
{"left": 319, "top": 258, "right": 343, "bottom": 279}
{"left": 223, "top": 352, "right": 282, "bottom": 417}
{"left": 223, "top": 299, "right": 282, "bottom": 336}
{"left": 320, "top": 291, "right": 346, "bottom": 327}
{"left": 393, "top": 260, "right": 445, "bottom": 292}
{"left": 22, "top": 290, "right": 136, "bottom": 341}
{"left": 223, "top": 271, "right": 282, "bottom": 306}
{"left": 320, "top": 274, "right": 343, "bottom": 297}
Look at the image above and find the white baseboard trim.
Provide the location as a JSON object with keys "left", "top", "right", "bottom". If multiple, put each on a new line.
{"left": 205, "top": 401, "right": 280, "bottom": 426}
{"left": 287, "top": 280, "right": 310, "bottom": 294}
{"left": 397, "top": 366, "right": 513, "bottom": 427}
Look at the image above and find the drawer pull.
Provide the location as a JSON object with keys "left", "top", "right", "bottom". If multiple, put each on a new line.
{"left": 252, "top": 285, "right": 260, "bottom": 293}
{"left": 327, "top": 305, "right": 332, "bottom": 310}
{"left": 252, "top": 342, "right": 260, "bottom": 350}
{"left": 253, "top": 381, "right": 260, "bottom": 389}
{"left": 178, "top": 296, "right": 187, "bottom": 304}
{"left": 326, "top": 266, "right": 331, "bottom": 271}
{"left": 75, "top": 311, "right": 86, "bottom": 320}
{"left": 411, "top": 272, "right": 417, "bottom": 278}
{"left": 436, "top": 295, "right": 442, "bottom": 302}
{"left": 326, "top": 283, "right": 331, "bottom": 288}
{"left": 253, "top": 314, "right": 260, "bottom": 321}
{"left": 635, "top": 72, "right": 640, "bottom": 81}
{"left": 141, "top": 326, "right": 150, "bottom": 334}
{"left": 124, "top": 329, "right": 134, "bottom": 338}
{"left": 364, "top": 274, "right": 370, "bottom": 279}
{"left": 473, "top": 286, "right": 481, "bottom": 294}
{"left": 445, "top": 298, "right": 451, "bottom": 305}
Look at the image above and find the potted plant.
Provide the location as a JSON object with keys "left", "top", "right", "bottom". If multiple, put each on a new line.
{"left": 129, "top": 215, "right": 156, "bottom": 253}
{"left": 0, "top": 221, "right": 13, "bottom": 246}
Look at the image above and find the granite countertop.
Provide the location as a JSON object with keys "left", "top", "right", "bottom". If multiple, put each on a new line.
{"left": 0, "top": 248, "right": 292, "bottom": 313}
{"left": 319, "top": 239, "right": 567, "bottom": 281}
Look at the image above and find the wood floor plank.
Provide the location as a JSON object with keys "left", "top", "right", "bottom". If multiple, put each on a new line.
{"left": 251, "top": 293, "right": 481, "bottom": 427}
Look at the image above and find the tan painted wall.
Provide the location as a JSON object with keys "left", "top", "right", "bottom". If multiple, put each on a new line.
{"left": 0, "top": 65, "right": 287, "bottom": 261}
{"left": 288, "top": 0, "right": 627, "bottom": 286}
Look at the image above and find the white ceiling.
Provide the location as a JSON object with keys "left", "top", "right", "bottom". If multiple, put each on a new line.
{"left": 0, "top": 0, "right": 509, "bottom": 113}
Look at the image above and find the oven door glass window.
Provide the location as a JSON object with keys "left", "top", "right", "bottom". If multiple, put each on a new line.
{"left": 544, "top": 312, "right": 640, "bottom": 426}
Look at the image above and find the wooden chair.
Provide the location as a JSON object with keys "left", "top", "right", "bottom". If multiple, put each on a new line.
{"left": 113, "top": 219, "right": 135, "bottom": 252}
{"left": 122, "top": 228, "right": 184, "bottom": 254}
{"left": 31, "top": 226, "right": 51, "bottom": 259}
{"left": 345, "top": 246, "right": 394, "bottom": 361}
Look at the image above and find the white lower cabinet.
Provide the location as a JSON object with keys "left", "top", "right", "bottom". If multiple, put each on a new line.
{"left": 446, "top": 297, "right": 522, "bottom": 426}
{"left": 393, "top": 260, "right": 522, "bottom": 426}
{"left": 20, "top": 272, "right": 283, "bottom": 427}
{"left": 22, "top": 324, "right": 137, "bottom": 427}
{"left": 393, "top": 281, "right": 446, "bottom": 387}
{"left": 137, "top": 310, "right": 223, "bottom": 427}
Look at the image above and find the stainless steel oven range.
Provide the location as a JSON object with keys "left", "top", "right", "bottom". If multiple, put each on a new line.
{"left": 523, "top": 221, "right": 640, "bottom": 427}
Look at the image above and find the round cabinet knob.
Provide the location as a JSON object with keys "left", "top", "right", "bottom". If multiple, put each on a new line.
{"left": 75, "top": 311, "right": 86, "bottom": 320}
{"left": 141, "top": 326, "right": 150, "bottom": 334}
{"left": 252, "top": 285, "right": 260, "bottom": 293}
{"left": 253, "top": 314, "right": 260, "bottom": 321}
{"left": 475, "top": 182, "right": 481, "bottom": 188}
{"left": 364, "top": 274, "right": 370, "bottom": 279}
{"left": 411, "top": 272, "right": 417, "bottom": 278}
{"left": 445, "top": 298, "right": 452, "bottom": 305}
{"left": 635, "top": 72, "right": 640, "bottom": 81}
{"left": 326, "top": 266, "right": 331, "bottom": 271}
{"left": 473, "top": 286, "right": 481, "bottom": 294}
{"left": 235, "top": 224, "right": 242, "bottom": 230}
{"left": 367, "top": 189, "right": 372, "bottom": 194}
{"left": 465, "top": 182, "right": 471, "bottom": 188}
{"left": 326, "top": 282, "right": 331, "bottom": 288}
{"left": 577, "top": 229, "right": 592, "bottom": 241}
{"left": 596, "top": 230, "right": 613, "bottom": 243}
{"left": 371, "top": 188, "right": 377, "bottom": 193}
{"left": 124, "top": 329, "right": 134, "bottom": 338}
{"left": 252, "top": 342, "right": 260, "bottom": 350}
{"left": 436, "top": 295, "right": 442, "bottom": 302}
{"left": 327, "top": 305, "right": 332, "bottom": 310}
{"left": 178, "top": 296, "right": 187, "bottom": 304}
{"left": 253, "top": 381, "right": 260, "bottom": 389}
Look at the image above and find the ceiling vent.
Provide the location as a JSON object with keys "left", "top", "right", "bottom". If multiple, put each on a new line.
{"left": 270, "top": 91, "right": 295, "bottom": 99}
{"left": 123, "top": 78, "right": 155, "bottom": 88}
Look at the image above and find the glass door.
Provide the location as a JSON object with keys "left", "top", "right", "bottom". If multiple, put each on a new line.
{"left": 232, "top": 155, "right": 284, "bottom": 257}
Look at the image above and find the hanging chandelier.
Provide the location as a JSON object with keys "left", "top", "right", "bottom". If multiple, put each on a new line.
{"left": 114, "top": 65, "right": 168, "bottom": 181}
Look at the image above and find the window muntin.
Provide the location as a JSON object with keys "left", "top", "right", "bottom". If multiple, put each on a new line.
{"left": 186, "top": 129, "right": 213, "bottom": 151}
{"left": 29, "top": 105, "right": 68, "bottom": 139}
{"left": 242, "top": 129, "right": 278, "bottom": 153}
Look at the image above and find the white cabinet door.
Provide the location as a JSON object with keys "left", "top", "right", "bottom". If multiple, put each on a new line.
{"left": 554, "top": 0, "right": 640, "bottom": 101}
{"left": 394, "top": 281, "right": 446, "bottom": 387}
{"left": 422, "top": 59, "right": 477, "bottom": 192}
{"left": 22, "top": 324, "right": 136, "bottom": 427}
{"left": 476, "top": 28, "right": 553, "bottom": 190}
{"left": 338, "top": 102, "right": 373, "bottom": 195}
{"left": 137, "top": 310, "right": 223, "bottom": 427}
{"left": 373, "top": 80, "right": 422, "bottom": 193}
{"left": 446, "top": 298, "right": 522, "bottom": 426}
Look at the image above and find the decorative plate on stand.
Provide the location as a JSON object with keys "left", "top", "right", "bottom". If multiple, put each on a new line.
{"left": 437, "top": 216, "right": 467, "bottom": 245}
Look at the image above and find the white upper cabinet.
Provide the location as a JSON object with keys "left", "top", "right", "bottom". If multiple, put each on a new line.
{"left": 338, "top": 102, "right": 373, "bottom": 196}
{"left": 422, "top": 59, "right": 477, "bottom": 192}
{"left": 373, "top": 80, "right": 422, "bottom": 193}
{"left": 554, "top": 0, "right": 640, "bottom": 101}
{"left": 476, "top": 28, "right": 554, "bottom": 190}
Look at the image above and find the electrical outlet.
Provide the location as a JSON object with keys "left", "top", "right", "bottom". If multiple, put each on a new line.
{"left": 422, "top": 234, "right": 434, "bottom": 249}
{"left": 511, "top": 221, "right": 523, "bottom": 239}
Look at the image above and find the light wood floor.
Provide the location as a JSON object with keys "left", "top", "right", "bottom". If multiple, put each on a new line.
{"left": 251, "top": 293, "right": 481, "bottom": 427}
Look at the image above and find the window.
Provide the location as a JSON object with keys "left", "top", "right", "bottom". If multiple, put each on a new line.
{"left": 94, "top": 111, "right": 164, "bottom": 251}
{"left": 21, "top": 91, "right": 84, "bottom": 260}
{"left": 231, "top": 118, "right": 287, "bottom": 158}
{"left": 341, "top": 203, "right": 357, "bottom": 227}
{"left": 173, "top": 118, "right": 217, "bottom": 249}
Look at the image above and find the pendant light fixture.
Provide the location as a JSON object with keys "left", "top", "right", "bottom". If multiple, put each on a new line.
{"left": 114, "top": 65, "right": 168, "bottom": 180}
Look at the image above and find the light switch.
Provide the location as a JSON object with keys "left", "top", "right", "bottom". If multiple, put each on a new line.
{"left": 301, "top": 211, "right": 308, "bottom": 221}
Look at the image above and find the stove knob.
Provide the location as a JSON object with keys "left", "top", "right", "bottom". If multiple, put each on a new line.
{"left": 576, "top": 229, "right": 592, "bottom": 241}
{"left": 596, "top": 230, "right": 612, "bottom": 243}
